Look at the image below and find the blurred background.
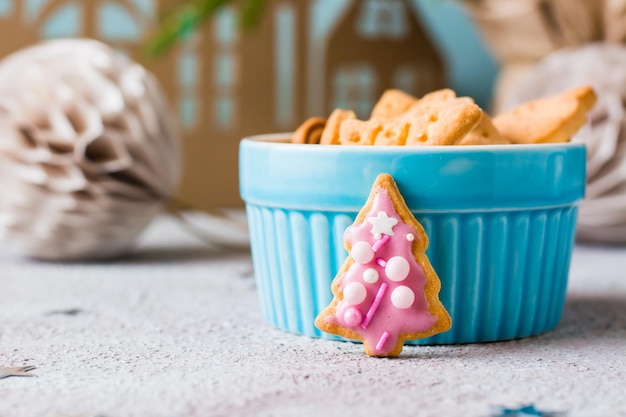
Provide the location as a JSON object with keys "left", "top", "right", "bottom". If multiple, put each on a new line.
{"left": 0, "top": 0, "right": 498, "bottom": 210}
{"left": 0, "top": 0, "right": 624, "bottom": 261}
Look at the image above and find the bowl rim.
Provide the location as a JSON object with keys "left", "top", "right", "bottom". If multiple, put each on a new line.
{"left": 240, "top": 132, "right": 587, "bottom": 211}
{"left": 241, "top": 133, "right": 587, "bottom": 153}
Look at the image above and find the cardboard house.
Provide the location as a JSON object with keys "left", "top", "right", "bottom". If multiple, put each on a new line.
{"left": 0, "top": 0, "right": 444, "bottom": 210}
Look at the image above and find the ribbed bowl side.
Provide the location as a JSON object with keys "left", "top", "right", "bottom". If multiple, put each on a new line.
{"left": 411, "top": 205, "right": 579, "bottom": 344}
{"left": 246, "top": 204, "right": 351, "bottom": 339}
{"left": 246, "top": 204, "right": 579, "bottom": 345}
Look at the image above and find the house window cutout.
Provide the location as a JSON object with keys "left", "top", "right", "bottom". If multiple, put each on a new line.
{"left": 129, "top": 0, "right": 154, "bottom": 20}
{"left": 274, "top": 3, "right": 295, "bottom": 127}
{"left": 25, "top": 0, "right": 45, "bottom": 21}
{"left": 332, "top": 63, "right": 376, "bottom": 118}
{"left": 215, "top": 53, "right": 235, "bottom": 88}
{"left": 213, "top": 6, "right": 238, "bottom": 131}
{"left": 178, "top": 33, "right": 200, "bottom": 130}
{"left": 213, "top": 52, "right": 238, "bottom": 130}
{"left": 178, "top": 53, "right": 197, "bottom": 88}
{"left": 179, "top": 97, "right": 197, "bottom": 128}
{"left": 356, "top": 0, "right": 408, "bottom": 40}
{"left": 215, "top": 96, "right": 235, "bottom": 129}
{"left": 392, "top": 64, "right": 418, "bottom": 95}
{"left": 98, "top": 2, "right": 141, "bottom": 41}
{"left": 214, "top": 5, "right": 237, "bottom": 45}
{"left": 178, "top": 51, "right": 198, "bottom": 128}
{"left": 409, "top": 62, "right": 437, "bottom": 94}
{"left": 41, "top": 1, "right": 80, "bottom": 38}
{"left": 37, "top": 1, "right": 150, "bottom": 41}
{"left": 0, "top": 0, "right": 13, "bottom": 17}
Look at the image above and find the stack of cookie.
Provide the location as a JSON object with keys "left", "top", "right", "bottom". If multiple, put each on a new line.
{"left": 293, "top": 86, "right": 597, "bottom": 147}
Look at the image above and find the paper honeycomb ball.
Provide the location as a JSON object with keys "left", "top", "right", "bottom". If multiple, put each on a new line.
{"left": 501, "top": 43, "right": 626, "bottom": 244}
{"left": 0, "top": 39, "right": 181, "bottom": 260}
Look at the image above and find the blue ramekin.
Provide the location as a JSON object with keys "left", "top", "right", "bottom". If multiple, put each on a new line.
{"left": 239, "top": 134, "right": 586, "bottom": 344}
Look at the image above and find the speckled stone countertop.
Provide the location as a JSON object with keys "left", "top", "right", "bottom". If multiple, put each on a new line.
{"left": 1, "top": 216, "right": 625, "bottom": 417}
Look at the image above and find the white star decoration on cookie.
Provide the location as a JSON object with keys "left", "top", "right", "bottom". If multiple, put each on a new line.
{"left": 368, "top": 211, "right": 398, "bottom": 238}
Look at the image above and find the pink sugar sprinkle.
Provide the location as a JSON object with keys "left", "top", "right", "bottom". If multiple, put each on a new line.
{"left": 361, "top": 282, "right": 388, "bottom": 329}
{"left": 376, "top": 258, "right": 387, "bottom": 267}
{"left": 376, "top": 331, "right": 390, "bottom": 351}
{"left": 372, "top": 235, "right": 390, "bottom": 252}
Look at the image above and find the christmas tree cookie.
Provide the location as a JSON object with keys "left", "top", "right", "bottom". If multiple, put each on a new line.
{"left": 315, "top": 174, "right": 451, "bottom": 356}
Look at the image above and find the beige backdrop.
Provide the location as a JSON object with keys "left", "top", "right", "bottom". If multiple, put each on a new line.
{"left": 0, "top": 0, "right": 445, "bottom": 210}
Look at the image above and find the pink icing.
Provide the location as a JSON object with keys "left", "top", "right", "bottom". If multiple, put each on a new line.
{"left": 327, "top": 188, "right": 437, "bottom": 356}
{"left": 372, "top": 235, "right": 390, "bottom": 252}
{"left": 361, "top": 282, "right": 388, "bottom": 329}
{"left": 376, "top": 331, "right": 390, "bottom": 351}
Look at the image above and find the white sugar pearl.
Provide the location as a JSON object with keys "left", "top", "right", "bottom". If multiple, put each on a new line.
{"left": 406, "top": 233, "right": 415, "bottom": 241}
{"left": 344, "top": 282, "right": 367, "bottom": 305}
{"left": 343, "top": 307, "right": 363, "bottom": 326}
{"left": 385, "top": 256, "right": 410, "bottom": 282}
{"left": 363, "top": 268, "right": 379, "bottom": 284}
{"left": 351, "top": 241, "right": 374, "bottom": 264}
{"left": 391, "top": 286, "right": 415, "bottom": 309}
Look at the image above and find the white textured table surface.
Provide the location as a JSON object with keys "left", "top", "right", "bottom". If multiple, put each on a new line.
{"left": 1, "top": 217, "right": 625, "bottom": 417}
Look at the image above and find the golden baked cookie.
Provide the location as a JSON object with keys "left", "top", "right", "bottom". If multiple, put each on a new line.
{"left": 340, "top": 97, "right": 482, "bottom": 147}
{"left": 370, "top": 89, "right": 417, "bottom": 120}
{"left": 419, "top": 88, "right": 457, "bottom": 104}
{"left": 320, "top": 109, "right": 357, "bottom": 145}
{"left": 404, "top": 98, "right": 483, "bottom": 146}
{"left": 338, "top": 119, "right": 383, "bottom": 146}
{"left": 292, "top": 117, "right": 326, "bottom": 144}
{"left": 400, "top": 88, "right": 456, "bottom": 116}
{"left": 458, "top": 112, "right": 510, "bottom": 145}
{"left": 373, "top": 119, "right": 411, "bottom": 146}
{"left": 493, "top": 85, "right": 597, "bottom": 144}
{"left": 315, "top": 174, "right": 452, "bottom": 356}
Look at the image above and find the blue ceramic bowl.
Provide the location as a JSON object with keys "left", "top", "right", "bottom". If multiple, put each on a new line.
{"left": 239, "top": 134, "right": 586, "bottom": 344}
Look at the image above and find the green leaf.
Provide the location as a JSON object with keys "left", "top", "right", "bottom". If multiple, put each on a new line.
{"left": 240, "top": 0, "right": 268, "bottom": 29}
{"left": 146, "top": 0, "right": 267, "bottom": 56}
